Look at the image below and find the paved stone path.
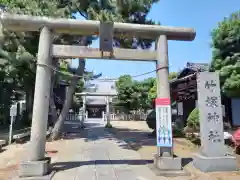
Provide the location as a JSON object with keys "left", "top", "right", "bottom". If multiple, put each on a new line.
{"left": 51, "top": 118, "right": 165, "bottom": 180}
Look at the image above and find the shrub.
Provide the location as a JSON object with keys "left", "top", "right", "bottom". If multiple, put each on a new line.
{"left": 186, "top": 108, "right": 200, "bottom": 132}
{"left": 146, "top": 109, "right": 185, "bottom": 137}
{"left": 186, "top": 133, "right": 201, "bottom": 146}
{"left": 172, "top": 125, "right": 185, "bottom": 138}
{"left": 146, "top": 109, "right": 156, "bottom": 130}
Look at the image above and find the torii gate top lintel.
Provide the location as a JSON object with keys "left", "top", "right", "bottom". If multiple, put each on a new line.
{"left": 0, "top": 13, "right": 196, "bottom": 41}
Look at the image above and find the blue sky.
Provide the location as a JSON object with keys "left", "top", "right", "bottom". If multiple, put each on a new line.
{"left": 71, "top": 0, "right": 240, "bottom": 81}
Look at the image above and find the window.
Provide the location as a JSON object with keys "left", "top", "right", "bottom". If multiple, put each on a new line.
{"left": 111, "top": 85, "right": 115, "bottom": 89}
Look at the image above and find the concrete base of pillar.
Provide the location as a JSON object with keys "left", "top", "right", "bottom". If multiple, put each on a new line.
{"left": 153, "top": 154, "right": 182, "bottom": 170}
{"left": 18, "top": 157, "right": 51, "bottom": 178}
{"left": 193, "top": 153, "right": 238, "bottom": 172}
{"left": 15, "top": 171, "right": 56, "bottom": 180}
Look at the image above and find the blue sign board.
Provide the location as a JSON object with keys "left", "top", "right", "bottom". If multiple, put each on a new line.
{"left": 155, "top": 98, "right": 173, "bottom": 147}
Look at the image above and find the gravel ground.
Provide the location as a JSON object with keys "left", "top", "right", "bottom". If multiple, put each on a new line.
{"left": 0, "top": 140, "right": 66, "bottom": 180}
{"left": 110, "top": 120, "right": 240, "bottom": 180}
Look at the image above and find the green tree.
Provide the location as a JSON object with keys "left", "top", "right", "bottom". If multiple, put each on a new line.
{"left": 115, "top": 75, "right": 155, "bottom": 112}
{"left": 0, "top": 0, "right": 160, "bottom": 138}
{"left": 0, "top": 0, "right": 97, "bottom": 131}
{"left": 147, "top": 72, "right": 178, "bottom": 103}
{"left": 168, "top": 72, "right": 177, "bottom": 80}
{"left": 148, "top": 80, "right": 157, "bottom": 102}
{"left": 115, "top": 75, "right": 134, "bottom": 111}
{"left": 210, "top": 11, "right": 240, "bottom": 97}
{"left": 116, "top": 72, "right": 177, "bottom": 112}
{"left": 138, "top": 78, "right": 155, "bottom": 110}
{"left": 0, "top": 0, "right": 73, "bottom": 127}
{"left": 0, "top": 63, "right": 18, "bottom": 126}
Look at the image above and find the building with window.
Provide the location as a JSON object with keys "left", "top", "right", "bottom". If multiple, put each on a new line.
{"left": 84, "top": 79, "right": 117, "bottom": 118}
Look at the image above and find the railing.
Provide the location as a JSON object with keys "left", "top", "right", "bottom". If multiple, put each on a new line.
{"left": 66, "top": 112, "right": 88, "bottom": 121}
{"left": 66, "top": 112, "right": 79, "bottom": 121}
{"left": 103, "top": 112, "right": 147, "bottom": 121}
{"left": 66, "top": 112, "right": 147, "bottom": 121}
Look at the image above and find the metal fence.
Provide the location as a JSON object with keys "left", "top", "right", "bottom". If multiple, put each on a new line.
{"left": 66, "top": 112, "right": 79, "bottom": 121}
{"left": 66, "top": 111, "right": 147, "bottom": 121}
{"left": 103, "top": 112, "right": 147, "bottom": 121}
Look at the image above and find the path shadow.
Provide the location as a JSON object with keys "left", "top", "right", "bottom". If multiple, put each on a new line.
{"left": 60, "top": 122, "right": 156, "bottom": 151}
{"left": 52, "top": 158, "right": 192, "bottom": 172}
{"left": 52, "top": 159, "right": 154, "bottom": 171}
{"left": 14, "top": 136, "right": 30, "bottom": 144}
{"left": 0, "top": 148, "right": 6, "bottom": 153}
{"left": 61, "top": 124, "right": 115, "bottom": 142}
{"left": 182, "top": 157, "right": 193, "bottom": 167}
{"left": 108, "top": 127, "right": 156, "bottom": 151}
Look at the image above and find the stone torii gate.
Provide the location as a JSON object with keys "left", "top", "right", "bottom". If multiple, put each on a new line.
{"left": 0, "top": 13, "right": 195, "bottom": 178}
{"left": 75, "top": 92, "right": 118, "bottom": 125}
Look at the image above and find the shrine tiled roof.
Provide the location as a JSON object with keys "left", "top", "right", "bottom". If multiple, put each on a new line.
{"left": 85, "top": 79, "right": 117, "bottom": 105}
{"left": 170, "top": 62, "right": 209, "bottom": 84}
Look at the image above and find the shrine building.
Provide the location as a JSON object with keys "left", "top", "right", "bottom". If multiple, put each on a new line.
{"left": 84, "top": 79, "right": 117, "bottom": 118}
{"left": 170, "top": 62, "right": 240, "bottom": 128}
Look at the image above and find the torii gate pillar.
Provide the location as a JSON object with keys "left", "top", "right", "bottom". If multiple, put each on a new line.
{"left": 154, "top": 35, "right": 182, "bottom": 171}
{"left": 19, "top": 27, "right": 53, "bottom": 177}
{"left": 105, "top": 96, "right": 111, "bottom": 126}
{"left": 80, "top": 96, "right": 86, "bottom": 128}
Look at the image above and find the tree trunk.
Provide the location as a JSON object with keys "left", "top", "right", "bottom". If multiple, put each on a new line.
{"left": 49, "top": 91, "right": 58, "bottom": 126}
{"left": 25, "top": 88, "right": 34, "bottom": 124}
{"left": 48, "top": 58, "right": 58, "bottom": 126}
{"left": 50, "top": 59, "right": 85, "bottom": 140}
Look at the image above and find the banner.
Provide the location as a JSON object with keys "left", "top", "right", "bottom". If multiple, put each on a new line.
{"left": 155, "top": 98, "right": 173, "bottom": 147}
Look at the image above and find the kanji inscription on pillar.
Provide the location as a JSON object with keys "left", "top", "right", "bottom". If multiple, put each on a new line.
{"left": 197, "top": 72, "right": 225, "bottom": 157}
{"left": 155, "top": 98, "right": 172, "bottom": 147}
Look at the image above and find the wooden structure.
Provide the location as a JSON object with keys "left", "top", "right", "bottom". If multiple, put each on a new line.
{"left": 170, "top": 63, "right": 200, "bottom": 124}
{"left": 53, "top": 80, "right": 69, "bottom": 110}
{"left": 170, "top": 62, "right": 231, "bottom": 125}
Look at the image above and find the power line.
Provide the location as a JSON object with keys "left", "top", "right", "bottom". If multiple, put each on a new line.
{"left": 37, "top": 63, "right": 162, "bottom": 80}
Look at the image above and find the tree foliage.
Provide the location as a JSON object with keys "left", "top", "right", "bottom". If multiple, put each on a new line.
{"left": 147, "top": 72, "right": 178, "bottom": 102}
{"left": 115, "top": 72, "right": 177, "bottom": 112}
{"left": 186, "top": 108, "right": 199, "bottom": 132}
{"left": 210, "top": 11, "right": 240, "bottom": 97}
{"left": 115, "top": 75, "right": 154, "bottom": 111}
{"left": 0, "top": 0, "right": 161, "bottom": 131}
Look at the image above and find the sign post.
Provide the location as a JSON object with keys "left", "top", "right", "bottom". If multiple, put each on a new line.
{"left": 9, "top": 104, "right": 17, "bottom": 145}
{"left": 155, "top": 98, "right": 172, "bottom": 148}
